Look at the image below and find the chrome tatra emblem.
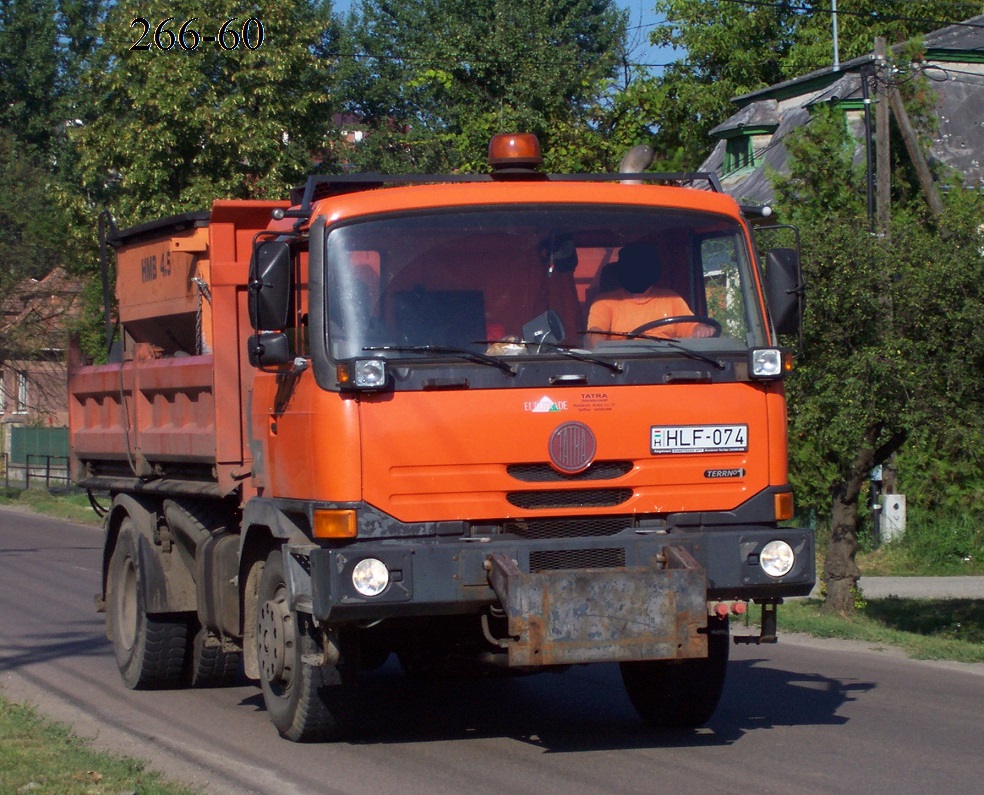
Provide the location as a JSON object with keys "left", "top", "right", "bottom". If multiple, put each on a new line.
{"left": 548, "top": 421, "right": 597, "bottom": 474}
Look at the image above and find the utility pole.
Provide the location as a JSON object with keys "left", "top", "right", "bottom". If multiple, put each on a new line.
{"left": 875, "top": 37, "right": 891, "bottom": 237}
{"left": 861, "top": 64, "right": 875, "bottom": 230}
{"left": 889, "top": 89, "right": 945, "bottom": 218}
{"left": 874, "top": 36, "right": 944, "bottom": 222}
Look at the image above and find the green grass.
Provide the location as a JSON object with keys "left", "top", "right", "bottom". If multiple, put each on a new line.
{"left": 858, "top": 542, "right": 984, "bottom": 577}
{"left": 0, "top": 695, "right": 197, "bottom": 795}
{"left": 766, "top": 598, "right": 984, "bottom": 663}
{"left": 850, "top": 505, "right": 984, "bottom": 576}
{"left": 0, "top": 487, "right": 104, "bottom": 526}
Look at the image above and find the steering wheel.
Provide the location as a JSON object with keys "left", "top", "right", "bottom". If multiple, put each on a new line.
{"left": 628, "top": 315, "right": 722, "bottom": 338}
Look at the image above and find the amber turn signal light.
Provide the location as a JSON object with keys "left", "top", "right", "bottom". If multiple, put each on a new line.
{"left": 774, "top": 491, "right": 794, "bottom": 521}
{"left": 313, "top": 509, "right": 357, "bottom": 538}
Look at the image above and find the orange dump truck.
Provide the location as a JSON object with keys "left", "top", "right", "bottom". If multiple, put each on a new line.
{"left": 70, "top": 135, "right": 813, "bottom": 741}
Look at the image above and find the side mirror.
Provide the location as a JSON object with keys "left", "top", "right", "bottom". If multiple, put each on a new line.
{"left": 765, "top": 248, "right": 804, "bottom": 336}
{"left": 247, "top": 331, "right": 291, "bottom": 367}
{"left": 248, "top": 240, "right": 292, "bottom": 331}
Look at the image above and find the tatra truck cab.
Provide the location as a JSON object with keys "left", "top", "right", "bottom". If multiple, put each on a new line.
{"left": 70, "top": 134, "right": 813, "bottom": 741}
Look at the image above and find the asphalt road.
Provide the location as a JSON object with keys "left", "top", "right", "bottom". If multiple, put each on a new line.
{"left": 2, "top": 507, "right": 983, "bottom": 795}
{"left": 859, "top": 575, "right": 984, "bottom": 599}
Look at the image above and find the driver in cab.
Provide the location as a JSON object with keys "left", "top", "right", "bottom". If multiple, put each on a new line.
{"left": 585, "top": 242, "right": 712, "bottom": 347}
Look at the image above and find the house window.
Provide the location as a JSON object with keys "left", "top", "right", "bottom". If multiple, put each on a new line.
{"left": 16, "top": 372, "right": 28, "bottom": 413}
{"left": 724, "top": 136, "right": 755, "bottom": 175}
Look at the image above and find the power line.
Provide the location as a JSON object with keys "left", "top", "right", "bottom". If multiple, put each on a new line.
{"left": 711, "top": 0, "right": 984, "bottom": 31}
{"left": 331, "top": 48, "right": 680, "bottom": 72}
{"left": 332, "top": 47, "right": 984, "bottom": 78}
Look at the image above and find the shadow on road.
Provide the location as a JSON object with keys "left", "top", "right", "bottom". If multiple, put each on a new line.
{"left": 0, "top": 545, "right": 102, "bottom": 556}
{"left": 239, "top": 655, "right": 875, "bottom": 751}
{"left": 0, "top": 626, "right": 110, "bottom": 673}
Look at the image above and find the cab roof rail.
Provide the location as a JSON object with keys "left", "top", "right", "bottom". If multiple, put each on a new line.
{"left": 288, "top": 171, "right": 724, "bottom": 213}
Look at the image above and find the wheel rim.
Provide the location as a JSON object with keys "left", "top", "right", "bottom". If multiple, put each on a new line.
{"left": 257, "top": 586, "right": 296, "bottom": 697}
{"left": 117, "top": 556, "right": 138, "bottom": 651}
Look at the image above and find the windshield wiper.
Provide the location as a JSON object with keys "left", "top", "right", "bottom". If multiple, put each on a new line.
{"left": 582, "top": 331, "right": 726, "bottom": 370}
{"left": 506, "top": 339, "right": 623, "bottom": 373}
{"left": 363, "top": 345, "right": 517, "bottom": 375}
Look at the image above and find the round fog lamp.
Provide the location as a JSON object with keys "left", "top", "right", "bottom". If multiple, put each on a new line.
{"left": 352, "top": 558, "right": 389, "bottom": 597}
{"left": 760, "top": 540, "right": 795, "bottom": 578}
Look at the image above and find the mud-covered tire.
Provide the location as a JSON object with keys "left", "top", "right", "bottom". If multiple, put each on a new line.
{"left": 620, "top": 616, "right": 729, "bottom": 729}
{"left": 256, "top": 549, "right": 347, "bottom": 742}
{"left": 187, "top": 626, "right": 242, "bottom": 688}
{"left": 106, "top": 519, "right": 189, "bottom": 690}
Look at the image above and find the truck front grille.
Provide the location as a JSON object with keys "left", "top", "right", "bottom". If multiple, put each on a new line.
{"left": 503, "top": 516, "right": 632, "bottom": 540}
{"left": 506, "top": 488, "right": 632, "bottom": 510}
{"left": 507, "top": 461, "right": 633, "bottom": 482}
{"left": 529, "top": 548, "right": 625, "bottom": 572}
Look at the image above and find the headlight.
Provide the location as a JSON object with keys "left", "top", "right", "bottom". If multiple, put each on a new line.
{"left": 760, "top": 540, "right": 795, "bottom": 578}
{"left": 354, "top": 358, "right": 387, "bottom": 388}
{"left": 749, "top": 348, "right": 784, "bottom": 378}
{"left": 352, "top": 558, "right": 390, "bottom": 597}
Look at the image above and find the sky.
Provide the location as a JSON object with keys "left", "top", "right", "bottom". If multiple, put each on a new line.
{"left": 619, "top": 0, "right": 675, "bottom": 72}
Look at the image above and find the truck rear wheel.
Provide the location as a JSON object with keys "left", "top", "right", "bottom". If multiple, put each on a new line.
{"left": 106, "top": 519, "right": 189, "bottom": 689}
{"left": 256, "top": 549, "right": 347, "bottom": 741}
{"left": 188, "top": 626, "right": 242, "bottom": 687}
{"left": 619, "top": 616, "right": 729, "bottom": 729}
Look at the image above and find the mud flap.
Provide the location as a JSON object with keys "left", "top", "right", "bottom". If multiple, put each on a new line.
{"left": 486, "top": 547, "right": 708, "bottom": 667}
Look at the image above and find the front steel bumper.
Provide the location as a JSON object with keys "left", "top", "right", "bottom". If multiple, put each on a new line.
{"left": 287, "top": 526, "right": 814, "bottom": 650}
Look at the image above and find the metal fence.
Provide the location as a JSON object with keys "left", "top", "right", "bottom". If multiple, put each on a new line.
{"left": 1, "top": 453, "right": 71, "bottom": 490}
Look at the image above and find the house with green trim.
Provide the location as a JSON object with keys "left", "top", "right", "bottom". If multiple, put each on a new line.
{"left": 699, "top": 15, "right": 984, "bottom": 205}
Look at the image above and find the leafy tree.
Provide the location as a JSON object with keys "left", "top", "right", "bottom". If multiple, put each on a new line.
{"left": 0, "top": 1, "right": 107, "bottom": 375}
{"left": 0, "top": 0, "right": 60, "bottom": 153}
{"left": 0, "top": 132, "right": 79, "bottom": 397}
{"left": 773, "top": 105, "right": 984, "bottom": 613}
{"left": 646, "top": 0, "right": 798, "bottom": 167}
{"left": 0, "top": 135, "right": 69, "bottom": 285}
{"left": 0, "top": 1, "right": 106, "bottom": 160}
{"left": 71, "top": 0, "right": 339, "bottom": 227}
{"left": 337, "top": 0, "right": 628, "bottom": 172}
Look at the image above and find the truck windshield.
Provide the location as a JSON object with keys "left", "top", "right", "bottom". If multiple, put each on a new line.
{"left": 324, "top": 206, "right": 766, "bottom": 361}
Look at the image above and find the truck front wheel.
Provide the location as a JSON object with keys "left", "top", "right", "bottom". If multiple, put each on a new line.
{"left": 619, "top": 616, "right": 729, "bottom": 729}
{"left": 256, "top": 549, "right": 347, "bottom": 741}
{"left": 106, "top": 519, "right": 189, "bottom": 689}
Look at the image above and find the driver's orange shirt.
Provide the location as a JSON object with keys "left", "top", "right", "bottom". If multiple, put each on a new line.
{"left": 586, "top": 286, "right": 699, "bottom": 344}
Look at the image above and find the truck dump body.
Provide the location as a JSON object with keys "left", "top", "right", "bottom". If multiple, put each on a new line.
{"left": 69, "top": 202, "right": 287, "bottom": 496}
{"left": 72, "top": 138, "right": 813, "bottom": 740}
{"left": 69, "top": 350, "right": 218, "bottom": 490}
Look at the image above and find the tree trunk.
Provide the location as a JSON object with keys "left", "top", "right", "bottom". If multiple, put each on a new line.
{"left": 822, "top": 430, "right": 907, "bottom": 614}
{"left": 824, "top": 480, "right": 862, "bottom": 614}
